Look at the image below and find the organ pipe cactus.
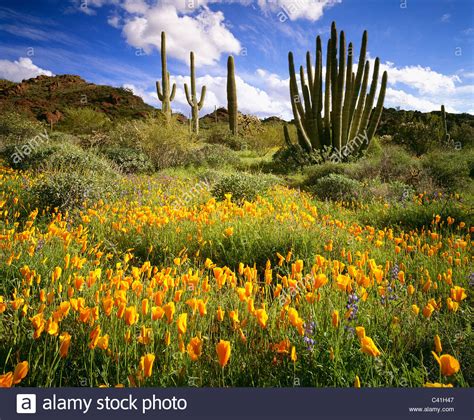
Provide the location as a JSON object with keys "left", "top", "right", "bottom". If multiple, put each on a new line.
{"left": 156, "top": 31, "right": 176, "bottom": 123}
{"left": 184, "top": 52, "right": 206, "bottom": 134}
{"left": 288, "top": 21, "right": 387, "bottom": 160}
{"left": 227, "top": 56, "right": 238, "bottom": 135}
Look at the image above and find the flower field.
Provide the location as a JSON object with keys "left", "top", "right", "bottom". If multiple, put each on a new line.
{"left": 0, "top": 164, "right": 472, "bottom": 388}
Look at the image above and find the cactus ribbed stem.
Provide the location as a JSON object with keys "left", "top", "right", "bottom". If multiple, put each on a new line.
{"left": 441, "top": 105, "right": 449, "bottom": 142}
{"left": 156, "top": 32, "right": 176, "bottom": 123}
{"left": 184, "top": 51, "right": 206, "bottom": 134}
{"left": 287, "top": 21, "right": 387, "bottom": 160}
{"left": 227, "top": 56, "right": 238, "bottom": 135}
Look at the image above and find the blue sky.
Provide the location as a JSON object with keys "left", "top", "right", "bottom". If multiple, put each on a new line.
{"left": 0, "top": 0, "right": 473, "bottom": 118}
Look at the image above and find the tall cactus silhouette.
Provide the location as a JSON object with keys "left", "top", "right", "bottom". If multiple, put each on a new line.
{"left": 441, "top": 105, "right": 449, "bottom": 142}
{"left": 227, "top": 56, "right": 238, "bottom": 135}
{"left": 288, "top": 21, "right": 387, "bottom": 159}
{"left": 156, "top": 31, "right": 176, "bottom": 123}
{"left": 184, "top": 52, "right": 206, "bottom": 134}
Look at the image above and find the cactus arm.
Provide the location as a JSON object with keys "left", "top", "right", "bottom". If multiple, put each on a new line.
{"left": 306, "top": 51, "right": 314, "bottom": 94}
{"left": 291, "top": 90, "right": 313, "bottom": 152}
{"left": 341, "top": 41, "right": 353, "bottom": 145}
{"left": 184, "top": 83, "right": 193, "bottom": 107}
{"left": 332, "top": 30, "right": 346, "bottom": 151}
{"left": 323, "top": 38, "right": 332, "bottom": 147}
{"left": 198, "top": 86, "right": 206, "bottom": 109}
{"left": 348, "top": 60, "right": 370, "bottom": 141}
{"left": 365, "top": 70, "right": 387, "bottom": 144}
{"left": 349, "top": 30, "right": 367, "bottom": 123}
{"left": 330, "top": 22, "right": 338, "bottom": 127}
{"left": 288, "top": 52, "right": 306, "bottom": 126}
{"left": 156, "top": 81, "right": 164, "bottom": 100}
{"left": 359, "top": 57, "right": 380, "bottom": 133}
{"left": 283, "top": 125, "right": 293, "bottom": 147}
{"left": 170, "top": 82, "right": 176, "bottom": 101}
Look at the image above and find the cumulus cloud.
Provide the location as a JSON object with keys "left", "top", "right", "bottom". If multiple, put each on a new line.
{"left": 0, "top": 57, "right": 54, "bottom": 82}
{"left": 380, "top": 61, "right": 461, "bottom": 95}
{"left": 122, "top": 5, "right": 241, "bottom": 65}
{"left": 257, "top": 0, "right": 341, "bottom": 21}
{"left": 125, "top": 68, "right": 293, "bottom": 119}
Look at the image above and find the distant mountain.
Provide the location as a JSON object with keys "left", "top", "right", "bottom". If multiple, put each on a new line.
{"left": 0, "top": 74, "right": 155, "bottom": 124}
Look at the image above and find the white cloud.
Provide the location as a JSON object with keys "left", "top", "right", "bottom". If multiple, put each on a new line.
{"left": 441, "top": 13, "right": 451, "bottom": 23}
{"left": 107, "top": 15, "right": 121, "bottom": 28}
{"left": 385, "top": 88, "right": 443, "bottom": 113}
{"left": 0, "top": 57, "right": 54, "bottom": 82}
{"left": 126, "top": 68, "right": 292, "bottom": 119}
{"left": 257, "top": 0, "right": 341, "bottom": 21}
{"left": 122, "top": 5, "right": 241, "bottom": 65}
{"left": 379, "top": 61, "right": 461, "bottom": 95}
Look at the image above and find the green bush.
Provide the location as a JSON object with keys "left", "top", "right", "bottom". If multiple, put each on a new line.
{"left": 421, "top": 150, "right": 470, "bottom": 192}
{"left": 353, "top": 144, "right": 422, "bottom": 185}
{"left": 186, "top": 144, "right": 239, "bottom": 168}
{"left": 367, "top": 180, "right": 416, "bottom": 203}
{"left": 57, "top": 108, "right": 111, "bottom": 135}
{"left": 30, "top": 170, "right": 120, "bottom": 212}
{"left": 303, "top": 162, "right": 352, "bottom": 185}
{"left": 0, "top": 111, "right": 44, "bottom": 143}
{"left": 311, "top": 174, "right": 364, "bottom": 202}
{"left": 204, "top": 126, "right": 247, "bottom": 151}
{"left": 211, "top": 172, "right": 280, "bottom": 202}
{"left": 5, "top": 138, "right": 117, "bottom": 178}
{"left": 393, "top": 118, "right": 441, "bottom": 156}
{"left": 120, "top": 116, "right": 193, "bottom": 170}
{"left": 101, "top": 146, "right": 153, "bottom": 174}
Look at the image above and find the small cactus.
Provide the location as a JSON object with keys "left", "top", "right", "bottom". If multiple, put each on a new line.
{"left": 227, "top": 56, "right": 238, "bottom": 135}
{"left": 184, "top": 52, "right": 206, "bottom": 134}
{"left": 156, "top": 31, "right": 176, "bottom": 123}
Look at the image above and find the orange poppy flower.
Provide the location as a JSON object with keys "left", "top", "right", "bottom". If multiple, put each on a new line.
{"left": 216, "top": 340, "right": 231, "bottom": 367}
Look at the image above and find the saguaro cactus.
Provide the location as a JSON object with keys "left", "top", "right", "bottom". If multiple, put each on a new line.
{"left": 227, "top": 56, "right": 238, "bottom": 135}
{"left": 156, "top": 31, "right": 176, "bottom": 122}
{"left": 184, "top": 52, "right": 206, "bottom": 134}
{"left": 441, "top": 105, "right": 449, "bottom": 142}
{"left": 288, "top": 21, "right": 387, "bottom": 160}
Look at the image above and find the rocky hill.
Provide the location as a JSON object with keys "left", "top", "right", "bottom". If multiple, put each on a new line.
{"left": 0, "top": 74, "right": 155, "bottom": 125}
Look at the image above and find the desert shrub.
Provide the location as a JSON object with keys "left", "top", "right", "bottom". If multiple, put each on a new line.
{"left": 5, "top": 138, "right": 117, "bottom": 177}
{"left": 421, "top": 150, "right": 470, "bottom": 192}
{"left": 243, "top": 122, "right": 285, "bottom": 153}
{"left": 30, "top": 169, "right": 120, "bottom": 212}
{"left": 0, "top": 111, "right": 44, "bottom": 143}
{"left": 114, "top": 116, "right": 194, "bottom": 170}
{"left": 450, "top": 122, "right": 474, "bottom": 149}
{"left": 311, "top": 174, "right": 364, "bottom": 202}
{"left": 367, "top": 180, "right": 416, "bottom": 203}
{"left": 57, "top": 108, "right": 111, "bottom": 135}
{"left": 303, "top": 162, "right": 353, "bottom": 185}
{"left": 185, "top": 144, "right": 239, "bottom": 168}
{"left": 101, "top": 146, "right": 153, "bottom": 174}
{"left": 392, "top": 120, "right": 440, "bottom": 156}
{"left": 352, "top": 144, "right": 421, "bottom": 185}
{"left": 211, "top": 172, "right": 280, "bottom": 202}
{"left": 267, "top": 145, "right": 327, "bottom": 174}
{"left": 204, "top": 126, "right": 247, "bottom": 151}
